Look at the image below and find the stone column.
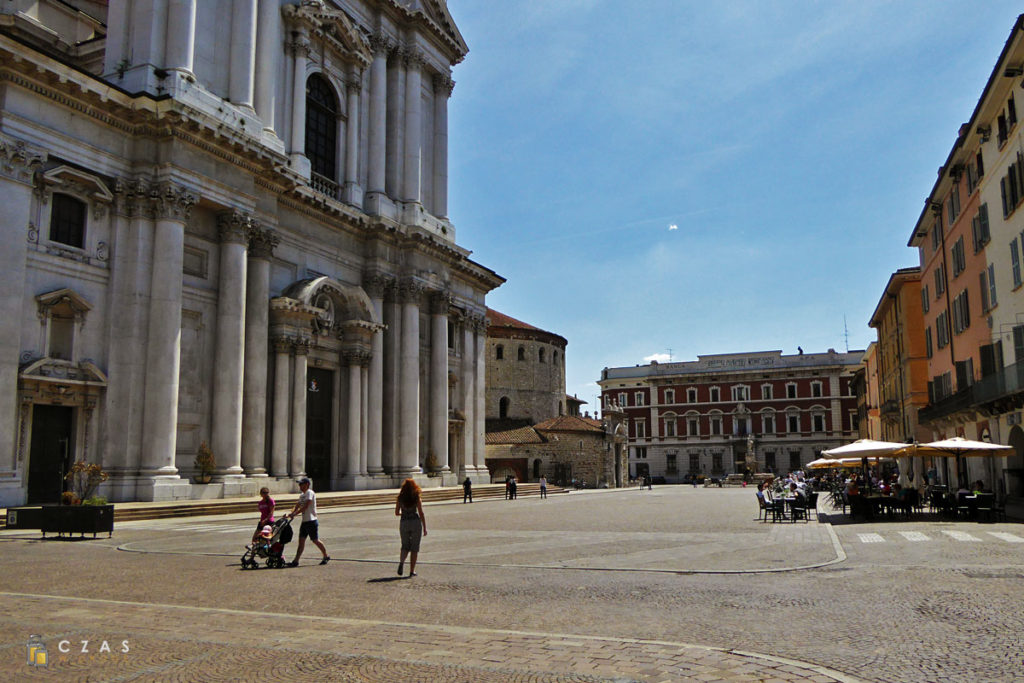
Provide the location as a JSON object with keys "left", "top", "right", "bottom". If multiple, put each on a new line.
{"left": 382, "top": 282, "right": 400, "bottom": 472}
{"left": 289, "top": 34, "right": 310, "bottom": 168}
{"left": 461, "top": 316, "right": 476, "bottom": 476}
{"left": 211, "top": 211, "right": 250, "bottom": 477}
{"left": 344, "top": 69, "right": 363, "bottom": 206}
{"left": 474, "top": 316, "right": 487, "bottom": 471}
{"left": 164, "top": 0, "right": 197, "bottom": 75}
{"left": 270, "top": 338, "right": 291, "bottom": 477}
{"left": 364, "top": 275, "right": 386, "bottom": 475}
{"left": 398, "top": 281, "right": 422, "bottom": 473}
{"left": 385, "top": 47, "right": 405, "bottom": 199}
{"left": 241, "top": 228, "right": 278, "bottom": 475}
{"left": 229, "top": 0, "right": 258, "bottom": 110}
{"left": 430, "top": 292, "right": 450, "bottom": 473}
{"left": 360, "top": 360, "right": 369, "bottom": 476}
{"left": 345, "top": 351, "right": 363, "bottom": 478}
{"left": 290, "top": 340, "right": 309, "bottom": 476}
{"left": 141, "top": 184, "right": 196, "bottom": 475}
{"left": 431, "top": 74, "right": 452, "bottom": 219}
{"left": 0, "top": 135, "right": 45, "bottom": 474}
{"left": 402, "top": 48, "right": 423, "bottom": 205}
{"left": 255, "top": 0, "right": 282, "bottom": 134}
{"left": 365, "top": 33, "right": 389, "bottom": 206}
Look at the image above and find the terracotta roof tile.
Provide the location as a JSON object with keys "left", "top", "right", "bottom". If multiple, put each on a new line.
{"left": 484, "top": 425, "right": 545, "bottom": 445}
{"left": 486, "top": 308, "right": 545, "bottom": 332}
{"left": 533, "top": 415, "right": 605, "bottom": 434}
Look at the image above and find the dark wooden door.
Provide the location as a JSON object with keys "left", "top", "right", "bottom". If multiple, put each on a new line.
{"left": 27, "top": 405, "right": 74, "bottom": 504}
{"left": 305, "top": 368, "right": 334, "bottom": 490}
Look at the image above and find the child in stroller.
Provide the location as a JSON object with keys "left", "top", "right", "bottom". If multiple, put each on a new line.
{"left": 241, "top": 517, "right": 293, "bottom": 569}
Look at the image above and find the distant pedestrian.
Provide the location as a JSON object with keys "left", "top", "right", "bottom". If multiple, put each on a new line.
{"left": 286, "top": 477, "right": 330, "bottom": 567}
{"left": 539, "top": 475, "right": 548, "bottom": 499}
{"left": 396, "top": 478, "right": 427, "bottom": 577}
{"left": 510, "top": 476, "right": 518, "bottom": 500}
{"left": 646, "top": 475, "right": 652, "bottom": 490}
{"left": 462, "top": 477, "right": 473, "bottom": 503}
{"left": 505, "top": 476, "right": 511, "bottom": 500}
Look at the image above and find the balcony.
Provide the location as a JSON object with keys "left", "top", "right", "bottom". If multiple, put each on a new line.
{"left": 919, "top": 385, "right": 975, "bottom": 423}
{"left": 973, "top": 360, "right": 1024, "bottom": 412}
{"left": 880, "top": 399, "right": 899, "bottom": 417}
{"left": 311, "top": 172, "right": 342, "bottom": 201}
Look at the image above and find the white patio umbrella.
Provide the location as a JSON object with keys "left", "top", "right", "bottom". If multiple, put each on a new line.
{"left": 899, "top": 437, "right": 1013, "bottom": 489}
{"left": 822, "top": 439, "right": 907, "bottom": 458}
{"left": 806, "top": 458, "right": 843, "bottom": 470}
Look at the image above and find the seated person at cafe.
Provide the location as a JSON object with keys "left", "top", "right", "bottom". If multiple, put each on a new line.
{"left": 956, "top": 484, "right": 971, "bottom": 501}
{"left": 973, "top": 480, "right": 986, "bottom": 495}
{"left": 789, "top": 482, "right": 806, "bottom": 502}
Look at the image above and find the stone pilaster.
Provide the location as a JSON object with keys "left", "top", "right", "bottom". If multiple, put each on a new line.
{"left": 473, "top": 315, "right": 487, "bottom": 471}
{"left": 365, "top": 32, "right": 390, "bottom": 207}
{"left": 385, "top": 45, "right": 405, "bottom": 200}
{"left": 344, "top": 350, "right": 370, "bottom": 479}
{"left": 364, "top": 274, "right": 387, "bottom": 474}
{"left": 381, "top": 279, "right": 400, "bottom": 472}
{"left": 270, "top": 337, "right": 292, "bottom": 477}
{"left": 402, "top": 48, "right": 423, "bottom": 206}
{"left": 461, "top": 314, "right": 476, "bottom": 477}
{"left": 431, "top": 73, "right": 453, "bottom": 219}
{"left": 289, "top": 35, "right": 311, "bottom": 173}
{"left": 0, "top": 135, "right": 44, "bottom": 476}
{"left": 241, "top": 227, "right": 279, "bottom": 476}
{"left": 141, "top": 184, "right": 196, "bottom": 477}
{"left": 290, "top": 339, "right": 309, "bottom": 477}
{"left": 255, "top": 0, "right": 283, "bottom": 135}
{"left": 229, "top": 0, "right": 258, "bottom": 109}
{"left": 212, "top": 210, "right": 251, "bottom": 477}
{"left": 165, "top": 0, "right": 197, "bottom": 75}
{"left": 398, "top": 280, "right": 422, "bottom": 473}
{"left": 429, "top": 291, "right": 450, "bottom": 473}
{"left": 344, "top": 68, "right": 363, "bottom": 206}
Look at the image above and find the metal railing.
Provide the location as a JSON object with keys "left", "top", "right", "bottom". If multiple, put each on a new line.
{"left": 311, "top": 173, "right": 342, "bottom": 201}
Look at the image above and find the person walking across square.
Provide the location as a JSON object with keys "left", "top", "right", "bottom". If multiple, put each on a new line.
{"left": 462, "top": 476, "right": 472, "bottom": 503}
{"left": 396, "top": 478, "right": 427, "bottom": 577}
{"left": 539, "top": 475, "right": 547, "bottom": 499}
{"left": 286, "top": 477, "right": 330, "bottom": 566}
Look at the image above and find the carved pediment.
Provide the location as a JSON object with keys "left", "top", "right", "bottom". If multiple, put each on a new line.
{"left": 284, "top": 2, "right": 371, "bottom": 67}
{"left": 40, "top": 165, "right": 113, "bottom": 204}
{"left": 19, "top": 358, "right": 107, "bottom": 386}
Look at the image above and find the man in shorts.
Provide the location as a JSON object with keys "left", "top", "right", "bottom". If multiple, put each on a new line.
{"left": 286, "top": 477, "right": 330, "bottom": 566}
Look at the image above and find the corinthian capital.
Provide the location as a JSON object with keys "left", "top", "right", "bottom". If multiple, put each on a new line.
{"left": 398, "top": 279, "right": 424, "bottom": 304}
{"left": 369, "top": 31, "right": 393, "bottom": 56}
{"left": 430, "top": 290, "right": 452, "bottom": 315}
{"left": 362, "top": 273, "right": 389, "bottom": 300}
{"left": 0, "top": 133, "right": 46, "bottom": 183}
{"left": 217, "top": 209, "right": 253, "bottom": 245}
{"left": 114, "top": 178, "right": 154, "bottom": 218}
{"left": 152, "top": 183, "right": 197, "bottom": 221}
{"left": 432, "top": 73, "right": 454, "bottom": 97}
{"left": 249, "top": 228, "right": 280, "bottom": 259}
{"left": 402, "top": 45, "right": 425, "bottom": 69}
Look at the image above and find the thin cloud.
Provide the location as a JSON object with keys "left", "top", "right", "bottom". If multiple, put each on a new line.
{"left": 643, "top": 353, "right": 671, "bottom": 363}
{"left": 668, "top": 224, "right": 678, "bottom": 231}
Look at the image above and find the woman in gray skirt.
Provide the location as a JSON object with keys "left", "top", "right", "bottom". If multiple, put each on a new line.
{"left": 395, "top": 478, "right": 427, "bottom": 576}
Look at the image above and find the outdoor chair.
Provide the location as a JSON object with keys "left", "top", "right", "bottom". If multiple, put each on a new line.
{"left": 975, "top": 493, "right": 995, "bottom": 523}
{"left": 806, "top": 491, "right": 819, "bottom": 520}
{"left": 756, "top": 494, "right": 768, "bottom": 521}
{"left": 767, "top": 498, "right": 786, "bottom": 523}
{"left": 992, "top": 497, "right": 1007, "bottom": 522}
{"left": 789, "top": 497, "right": 808, "bottom": 523}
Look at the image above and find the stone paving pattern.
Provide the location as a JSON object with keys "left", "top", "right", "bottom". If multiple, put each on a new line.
{"left": 2, "top": 487, "right": 1022, "bottom": 681}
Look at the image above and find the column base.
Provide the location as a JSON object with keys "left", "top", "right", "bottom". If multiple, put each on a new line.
{"left": 401, "top": 200, "right": 424, "bottom": 226}
{"left": 289, "top": 153, "right": 311, "bottom": 180}
{"left": 362, "top": 191, "right": 398, "bottom": 220}
{"left": 134, "top": 475, "right": 192, "bottom": 502}
{"left": 344, "top": 182, "right": 364, "bottom": 207}
{"left": 0, "top": 472, "right": 24, "bottom": 508}
{"left": 336, "top": 474, "right": 374, "bottom": 491}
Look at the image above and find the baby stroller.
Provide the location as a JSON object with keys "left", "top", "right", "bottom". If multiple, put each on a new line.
{"left": 241, "top": 517, "right": 293, "bottom": 569}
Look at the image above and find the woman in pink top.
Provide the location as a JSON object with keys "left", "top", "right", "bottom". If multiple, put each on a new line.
{"left": 252, "top": 487, "right": 275, "bottom": 543}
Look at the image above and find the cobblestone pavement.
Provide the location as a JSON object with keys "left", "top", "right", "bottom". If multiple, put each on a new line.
{"left": 2, "top": 487, "right": 1023, "bottom": 682}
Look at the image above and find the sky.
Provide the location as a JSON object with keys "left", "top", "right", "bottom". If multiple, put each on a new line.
{"left": 444, "top": 1, "right": 1024, "bottom": 413}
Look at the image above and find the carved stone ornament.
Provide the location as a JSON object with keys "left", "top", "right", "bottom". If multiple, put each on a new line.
{"left": 152, "top": 183, "right": 197, "bottom": 221}
{"left": 432, "top": 73, "right": 455, "bottom": 97}
{"left": 312, "top": 292, "right": 336, "bottom": 334}
{"left": 248, "top": 228, "right": 280, "bottom": 259}
{"left": 0, "top": 133, "right": 46, "bottom": 183}
{"left": 398, "top": 279, "right": 424, "bottom": 304}
{"left": 343, "top": 349, "right": 372, "bottom": 367}
{"left": 369, "top": 31, "right": 394, "bottom": 56}
{"left": 430, "top": 290, "right": 453, "bottom": 315}
{"left": 217, "top": 209, "right": 253, "bottom": 245}
{"left": 362, "top": 273, "right": 389, "bottom": 300}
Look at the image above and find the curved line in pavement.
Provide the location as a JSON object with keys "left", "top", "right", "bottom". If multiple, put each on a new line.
{"left": 0, "top": 590, "right": 865, "bottom": 683}
{"left": 116, "top": 523, "right": 849, "bottom": 575}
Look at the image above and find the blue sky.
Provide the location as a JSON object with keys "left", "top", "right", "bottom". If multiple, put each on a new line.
{"left": 445, "top": 1, "right": 1023, "bottom": 412}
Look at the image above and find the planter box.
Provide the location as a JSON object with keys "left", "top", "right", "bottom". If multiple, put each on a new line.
{"left": 5, "top": 506, "right": 43, "bottom": 529}
{"left": 41, "top": 504, "right": 114, "bottom": 538}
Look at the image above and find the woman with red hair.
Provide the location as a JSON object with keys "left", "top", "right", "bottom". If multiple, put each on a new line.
{"left": 395, "top": 478, "right": 427, "bottom": 576}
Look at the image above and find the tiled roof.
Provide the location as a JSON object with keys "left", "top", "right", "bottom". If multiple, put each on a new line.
{"left": 486, "top": 308, "right": 544, "bottom": 332}
{"left": 566, "top": 394, "right": 587, "bottom": 405}
{"left": 534, "top": 415, "right": 605, "bottom": 434}
{"left": 484, "top": 425, "right": 545, "bottom": 445}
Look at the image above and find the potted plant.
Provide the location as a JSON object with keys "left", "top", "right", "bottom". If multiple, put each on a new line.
{"left": 194, "top": 441, "right": 215, "bottom": 484}
{"left": 424, "top": 451, "right": 439, "bottom": 477}
{"left": 41, "top": 461, "right": 113, "bottom": 538}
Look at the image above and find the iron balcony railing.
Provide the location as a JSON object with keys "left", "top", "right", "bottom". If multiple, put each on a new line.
{"left": 919, "top": 358, "right": 1024, "bottom": 422}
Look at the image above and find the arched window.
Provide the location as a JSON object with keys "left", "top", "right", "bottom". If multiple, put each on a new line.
{"left": 499, "top": 396, "right": 510, "bottom": 419}
{"left": 305, "top": 74, "right": 338, "bottom": 180}
{"left": 49, "top": 193, "right": 86, "bottom": 248}
{"left": 517, "top": 346, "right": 525, "bottom": 361}
{"left": 539, "top": 348, "right": 545, "bottom": 363}
{"left": 533, "top": 458, "right": 541, "bottom": 478}
{"left": 496, "top": 344, "right": 504, "bottom": 360}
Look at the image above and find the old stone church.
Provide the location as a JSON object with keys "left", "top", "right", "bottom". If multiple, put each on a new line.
{"left": 0, "top": 0, "right": 503, "bottom": 506}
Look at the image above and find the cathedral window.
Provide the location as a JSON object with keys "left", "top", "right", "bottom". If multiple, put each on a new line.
{"left": 305, "top": 74, "right": 339, "bottom": 181}
{"left": 49, "top": 193, "right": 86, "bottom": 249}
{"left": 496, "top": 345, "right": 504, "bottom": 360}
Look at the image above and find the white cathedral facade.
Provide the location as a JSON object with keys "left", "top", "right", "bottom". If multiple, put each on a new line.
{"left": 0, "top": 0, "right": 503, "bottom": 506}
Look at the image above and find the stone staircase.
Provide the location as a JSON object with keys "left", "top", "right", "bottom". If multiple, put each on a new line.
{"left": 1, "top": 483, "right": 566, "bottom": 526}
